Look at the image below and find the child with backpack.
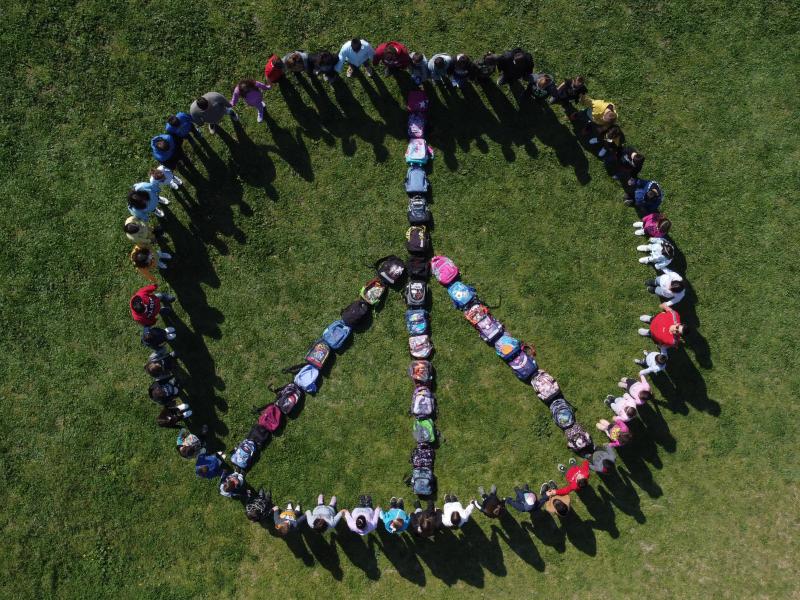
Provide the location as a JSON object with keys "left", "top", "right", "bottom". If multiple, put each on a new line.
{"left": 245, "top": 488, "right": 273, "bottom": 523}
{"left": 646, "top": 270, "right": 686, "bottom": 307}
{"left": 273, "top": 501, "right": 307, "bottom": 535}
{"left": 409, "top": 499, "right": 442, "bottom": 538}
{"left": 442, "top": 494, "right": 475, "bottom": 528}
{"left": 633, "top": 212, "right": 671, "bottom": 238}
{"left": 504, "top": 484, "right": 550, "bottom": 514}
{"left": 596, "top": 417, "right": 632, "bottom": 448}
{"left": 637, "top": 238, "right": 674, "bottom": 270}
{"left": 130, "top": 285, "right": 175, "bottom": 327}
{"left": 528, "top": 73, "right": 557, "bottom": 100}
{"left": 579, "top": 94, "right": 618, "bottom": 135}
{"left": 624, "top": 179, "right": 663, "bottom": 213}
{"left": 380, "top": 497, "right": 411, "bottom": 534}
{"left": 149, "top": 378, "right": 180, "bottom": 406}
{"left": 635, "top": 348, "right": 669, "bottom": 377}
{"left": 343, "top": 495, "right": 382, "bottom": 535}
{"left": 638, "top": 306, "right": 687, "bottom": 349}
{"left": 219, "top": 470, "right": 246, "bottom": 499}
{"left": 472, "top": 485, "right": 506, "bottom": 518}
{"left": 305, "top": 494, "right": 344, "bottom": 533}
{"left": 230, "top": 79, "right": 271, "bottom": 123}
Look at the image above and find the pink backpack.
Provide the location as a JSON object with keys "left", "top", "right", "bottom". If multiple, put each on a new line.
{"left": 407, "top": 90, "right": 429, "bottom": 113}
{"left": 430, "top": 256, "right": 459, "bottom": 285}
{"left": 258, "top": 403, "right": 283, "bottom": 432}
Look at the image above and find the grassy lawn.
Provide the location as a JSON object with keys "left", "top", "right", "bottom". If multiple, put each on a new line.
{"left": 1, "top": 1, "right": 798, "bottom": 598}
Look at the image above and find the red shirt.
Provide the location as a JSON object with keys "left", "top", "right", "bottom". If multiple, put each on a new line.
{"left": 130, "top": 284, "right": 160, "bottom": 326}
{"left": 650, "top": 310, "right": 681, "bottom": 347}
{"left": 373, "top": 42, "right": 411, "bottom": 68}
{"left": 554, "top": 460, "right": 590, "bottom": 496}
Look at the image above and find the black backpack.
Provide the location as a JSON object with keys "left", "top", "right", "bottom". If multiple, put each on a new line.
{"left": 406, "top": 226, "right": 431, "bottom": 255}
{"left": 407, "top": 196, "right": 431, "bottom": 225}
{"left": 407, "top": 256, "right": 430, "bottom": 279}
{"left": 405, "top": 280, "right": 428, "bottom": 308}
{"left": 247, "top": 424, "right": 270, "bottom": 449}
{"left": 410, "top": 443, "right": 435, "bottom": 468}
{"left": 341, "top": 299, "right": 371, "bottom": 327}
{"left": 374, "top": 255, "right": 406, "bottom": 286}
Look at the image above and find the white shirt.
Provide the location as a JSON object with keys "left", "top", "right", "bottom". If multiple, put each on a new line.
{"left": 655, "top": 268, "right": 685, "bottom": 306}
{"left": 336, "top": 40, "right": 374, "bottom": 71}
{"left": 442, "top": 501, "right": 474, "bottom": 527}
{"left": 640, "top": 349, "right": 668, "bottom": 376}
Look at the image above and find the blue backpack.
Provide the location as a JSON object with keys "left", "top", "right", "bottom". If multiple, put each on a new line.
{"left": 448, "top": 281, "right": 476, "bottom": 309}
{"left": 508, "top": 351, "right": 538, "bottom": 381}
{"left": 322, "top": 319, "right": 352, "bottom": 350}
{"left": 231, "top": 439, "right": 257, "bottom": 470}
{"left": 494, "top": 335, "right": 521, "bottom": 361}
{"left": 404, "top": 166, "right": 430, "bottom": 195}
{"left": 406, "top": 309, "right": 429, "bottom": 335}
{"left": 283, "top": 363, "right": 321, "bottom": 394}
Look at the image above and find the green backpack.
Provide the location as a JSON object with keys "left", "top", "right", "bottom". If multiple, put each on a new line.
{"left": 413, "top": 418, "right": 436, "bottom": 444}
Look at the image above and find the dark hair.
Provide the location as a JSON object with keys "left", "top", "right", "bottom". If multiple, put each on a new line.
{"left": 670, "top": 281, "right": 685, "bottom": 293}
{"left": 617, "top": 431, "right": 633, "bottom": 445}
{"left": 142, "top": 329, "right": 159, "bottom": 345}
{"left": 601, "top": 459, "right": 615, "bottom": 471}
{"left": 573, "top": 75, "right": 585, "bottom": 85}
{"left": 513, "top": 50, "right": 526, "bottom": 62}
{"left": 355, "top": 515, "right": 367, "bottom": 530}
{"left": 132, "top": 249, "right": 151, "bottom": 268}
{"left": 238, "top": 79, "right": 257, "bottom": 94}
{"left": 625, "top": 406, "right": 637, "bottom": 419}
{"left": 640, "top": 390, "right": 654, "bottom": 402}
{"left": 178, "top": 445, "right": 194, "bottom": 458}
{"left": 679, "top": 324, "right": 690, "bottom": 337}
{"left": 124, "top": 222, "right": 140, "bottom": 234}
{"left": 317, "top": 51, "right": 335, "bottom": 65}
{"left": 145, "top": 361, "right": 169, "bottom": 379}
{"left": 131, "top": 296, "right": 145, "bottom": 314}
{"left": 384, "top": 44, "right": 397, "bottom": 57}
{"left": 195, "top": 96, "right": 209, "bottom": 110}
{"left": 167, "top": 115, "right": 180, "bottom": 127}
{"left": 482, "top": 52, "right": 497, "bottom": 66}
{"left": 419, "top": 516, "right": 435, "bottom": 537}
{"left": 434, "top": 56, "right": 444, "bottom": 68}
{"left": 577, "top": 477, "right": 588, "bottom": 489}
{"left": 223, "top": 478, "right": 237, "bottom": 492}
{"left": 411, "top": 52, "right": 423, "bottom": 64}
{"left": 275, "top": 521, "right": 291, "bottom": 536}
{"left": 537, "top": 74, "right": 552, "bottom": 87}
{"left": 127, "top": 190, "right": 148, "bottom": 208}
{"left": 351, "top": 38, "right": 362, "bottom": 51}
{"left": 648, "top": 184, "right": 661, "bottom": 197}
{"left": 313, "top": 518, "right": 327, "bottom": 532}
{"left": 659, "top": 218, "right": 672, "bottom": 233}
{"left": 450, "top": 512, "right": 461, "bottom": 526}
{"left": 553, "top": 499, "right": 569, "bottom": 516}
{"left": 456, "top": 54, "right": 470, "bottom": 67}
{"left": 632, "top": 152, "right": 645, "bottom": 168}
{"left": 655, "top": 354, "right": 668, "bottom": 365}
{"left": 150, "top": 385, "right": 168, "bottom": 401}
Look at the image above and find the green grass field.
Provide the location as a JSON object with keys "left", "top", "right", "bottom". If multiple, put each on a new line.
{"left": 1, "top": 1, "right": 799, "bottom": 598}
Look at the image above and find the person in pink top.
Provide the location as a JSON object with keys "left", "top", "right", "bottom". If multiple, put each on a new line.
{"left": 230, "top": 79, "right": 271, "bottom": 122}
{"left": 617, "top": 374, "right": 653, "bottom": 404}
{"left": 632, "top": 212, "right": 672, "bottom": 238}
{"left": 604, "top": 393, "right": 638, "bottom": 422}
{"left": 596, "top": 417, "right": 632, "bottom": 448}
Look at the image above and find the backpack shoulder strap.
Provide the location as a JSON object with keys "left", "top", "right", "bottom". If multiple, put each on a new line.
{"left": 281, "top": 363, "right": 306, "bottom": 375}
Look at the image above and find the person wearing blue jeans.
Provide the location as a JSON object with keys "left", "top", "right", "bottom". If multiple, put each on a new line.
{"left": 504, "top": 483, "right": 550, "bottom": 513}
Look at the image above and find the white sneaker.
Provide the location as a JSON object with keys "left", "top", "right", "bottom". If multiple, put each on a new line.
{"left": 158, "top": 261, "right": 167, "bottom": 269}
{"left": 230, "top": 111, "right": 239, "bottom": 122}
{"left": 639, "top": 315, "right": 651, "bottom": 323}
{"left": 208, "top": 123, "right": 217, "bottom": 135}
{"left": 638, "top": 257, "right": 649, "bottom": 264}
{"left": 182, "top": 410, "right": 192, "bottom": 418}
{"left": 176, "top": 403, "right": 189, "bottom": 411}
{"left": 159, "top": 196, "right": 170, "bottom": 205}
{"left": 158, "top": 252, "right": 172, "bottom": 260}
{"left": 589, "top": 137, "right": 598, "bottom": 144}
{"left": 165, "top": 327, "right": 176, "bottom": 334}
{"left": 364, "top": 65, "right": 373, "bottom": 77}
{"left": 638, "top": 328, "right": 650, "bottom": 337}
{"left": 346, "top": 65, "right": 354, "bottom": 78}
{"left": 154, "top": 207, "right": 165, "bottom": 218}
{"left": 634, "top": 230, "right": 645, "bottom": 236}
{"left": 173, "top": 175, "right": 183, "bottom": 187}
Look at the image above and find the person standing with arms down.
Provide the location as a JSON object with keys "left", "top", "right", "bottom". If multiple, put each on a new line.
{"left": 335, "top": 38, "right": 375, "bottom": 77}
{"left": 190, "top": 92, "right": 238, "bottom": 135}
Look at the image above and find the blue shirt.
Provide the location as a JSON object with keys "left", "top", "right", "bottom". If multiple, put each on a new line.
{"left": 633, "top": 179, "right": 663, "bottom": 213}
{"left": 381, "top": 508, "right": 410, "bottom": 533}
{"left": 150, "top": 134, "right": 177, "bottom": 163}
{"left": 195, "top": 451, "right": 223, "bottom": 478}
{"left": 166, "top": 112, "right": 194, "bottom": 138}
{"left": 128, "top": 182, "right": 160, "bottom": 221}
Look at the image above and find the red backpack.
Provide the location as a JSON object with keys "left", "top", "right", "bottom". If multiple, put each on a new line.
{"left": 258, "top": 403, "right": 283, "bottom": 432}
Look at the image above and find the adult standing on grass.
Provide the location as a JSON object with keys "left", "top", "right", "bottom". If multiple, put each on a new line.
{"left": 373, "top": 41, "right": 410, "bottom": 75}
{"left": 190, "top": 92, "right": 238, "bottom": 135}
{"left": 230, "top": 79, "right": 271, "bottom": 123}
{"left": 639, "top": 305, "right": 687, "bottom": 349}
{"left": 496, "top": 47, "right": 534, "bottom": 89}
{"left": 335, "top": 37, "right": 374, "bottom": 78}
{"left": 129, "top": 284, "right": 175, "bottom": 327}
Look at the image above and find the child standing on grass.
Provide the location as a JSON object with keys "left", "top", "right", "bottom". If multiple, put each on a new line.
{"left": 306, "top": 494, "right": 344, "bottom": 533}
{"left": 381, "top": 497, "right": 411, "bottom": 534}
{"left": 596, "top": 417, "right": 632, "bottom": 448}
{"left": 617, "top": 374, "right": 653, "bottom": 404}
{"left": 451, "top": 54, "right": 475, "bottom": 88}
{"left": 150, "top": 165, "right": 182, "bottom": 191}
{"left": 127, "top": 182, "right": 168, "bottom": 221}
{"left": 637, "top": 238, "right": 674, "bottom": 270}
{"left": 141, "top": 326, "right": 176, "bottom": 355}
{"left": 176, "top": 427, "right": 202, "bottom": 458}
{"left": 273, "top": 502, "right": 307, "bottom": 535}
{"left": 150, "top": 378, "right": 180, "bottom": 407}
{"left": 428, "top": 53, "right": 453, "bottom": 83}
{"left": 343, "top": 495, "right": 382, "bottom": 535}
{"left": 472, "top": 485, "right": 506, "bottom": 518}
{"left": 129, "top": 245, "right": 171, "bottom": 283}
{"left": 219, "top": 471, "right": 246, "bottom": 499}
{"left": 124, "top": 217, "right": 157, "bottom": 248}
{"left": 442, "top": 494, "right": 475, "bottom": 528}
{"left": 130, "top": 284, "right": 175, "bottom": 327}
{"left": 230, "top": 79, "right": 271, "bottom": 123}
{"left": 195, "top": 449, "right": 225, "bottom": 478}
{"left": 635, "top": 348, "right": 669, "bottom": 377}
{"left": 646, "top": 270, "right": 686, "bottom": 306}
{"left": 409, "top": 52, "right": 430, "bottom": 86}
{"left": 409, "top": 500, "right": 442, "bottom": 538}
{"left": 245, "top": 488, "right": 273, "bottom": 523}
{"left": 624, "top": 178, "right": 663, "bottom": 212}
{"left": 166, "top": 112, "right": 202, "bottom": 141}
{"left": 149, "top": 133, "right": 182, "bottom": 171}
{"left": 504, "top": 484, "right": 550, "bottom": 514}
{"left": 633, "top": 212, "right": 671, "bottom": 237}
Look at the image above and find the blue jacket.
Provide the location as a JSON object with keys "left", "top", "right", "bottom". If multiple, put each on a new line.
{"left": 166, "top": 112, "right": 194, "bottom": 138}
{"left": 195, "top": 451, "right": 223, "bottom": 478}
{"left": 150, "top": 134, "right": 177, "bottom": 164}
{"left": 128, "top": 181, "right": 160, "bottom": 221}
{"left": 381, "top": 508, "right": 410, "bottom": 533}
{"left": 633, "top": 179, "right": 663, "bottom": 213}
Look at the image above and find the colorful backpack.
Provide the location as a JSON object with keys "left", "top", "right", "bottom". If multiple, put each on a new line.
{"left": 531, "top": 370, "right": 561, "bottom": 404}
{"left": 283, "top": 363, "right": 320, "bottom": 394}
{"left": 405, "top": 309, "right": 429, "bottom": 335}
{"left": 407, "top": 196, "right": 431, "bottom": 225}
{"left": 405, "top": 139, "right": 433, "bottom": 165}
{"left": 410, "top": 467, "right": 435, "bottom": 496}
{"left": 374, "top": 255, "right": 406, "bottom": 286}
{"left": 475, "top": 314, "right": 504, "bottom": 343}
{"left": 407, "top": 90, "right": 429, "bottom": 113}
{"left": 404, "top": 166, "right": 430, "bottom": 195}
{"left": 273, "top": 383, "right": 304, "bottom": 415}
{"left": 464, "top": 302, "right": 490, "bottom": 326}
{"left": 360, "top": 278, "right": 386, "bottom": 305}
{"left": 408, "top": 112, "right": 426, "bottom": 138}
{"left": 264, "top": 54, "right": 285, "bottom": 83}
{"left": 341, "top": 299, "right": 371, "bottom": 327}
{"left": 430, "top": 256, "right": 459, "bottom": 286}
{"left": 247, "top": 424, "right": 270, "bottom": 448}
{"left": 508, "top": 351, "right": 538, "bottom": 381}
{"left": 448, "top": 281, "right": 476, "bottom": 309}
{"left": 408, "top": 360, "right": 434, "bottom": 385}
{"left": 564, "top": 422, "right": 594, "bottom": 455}
{"left": 258, "top": 403, "right": 284, "bottom": 432}
{"left": 305, "top": 340, "right": 331, "bottom": 369}
{"left": 322, "top": 320, "right": 352, "bottom": 350}
{"left": 231, "top": 438, "right": 257, "bottom": 469}
{"left": 549, "top": 398, "right": 576, "bottom": 429}
{"left": 405, "top": 280, "right": 428, "bottom": 308}
{"left": 494, "top": 334, "right": 521, "bottom": 361}
{"left": 410, "top": 385, "right": 435, "bottom": 418}
{"left": 406, "top": 226, "right": 431, "bottom": 255}
{"left": 407, "top": 256, "right": 431, "bottom": 279}
{"left": 413, "top": 418, "right": 436, "bottom": 443}
{"left": 410, "top": 443, "right": 435, "bottom": 468}
{"left": 409, "top": 334, "right": 433, "bottom": 358}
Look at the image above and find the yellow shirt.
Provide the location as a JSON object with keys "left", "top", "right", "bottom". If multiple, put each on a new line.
{"left": 125, "top": 216, "right": 155, "bottom": 247}
{"left": 130, "top": 245, "right": 157, "bottom": 283}
{"left": 580, "top": 95, "right": 617, "bottom": 127}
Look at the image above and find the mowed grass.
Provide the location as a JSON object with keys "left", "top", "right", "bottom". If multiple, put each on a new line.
{"left": 1, "top": 1, "right": 799, "bottom": 598}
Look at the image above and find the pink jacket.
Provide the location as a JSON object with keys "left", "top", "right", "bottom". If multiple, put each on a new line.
{"left": 642, "top": 213, "right": 668, "bottom": 238}
{"left": 231, "top": 81, "right": 270, "bottom": 107}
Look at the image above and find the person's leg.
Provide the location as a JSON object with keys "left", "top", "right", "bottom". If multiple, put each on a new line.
{"left": 317, "top": 493, "right": 324, "bottom": 506}
{"left": 390, "top": 496, "right": 398, "bottom": 509}
{"left": 257, "top": 102, "right": 265, "bottom": 123}
{"left": 397, "top": 498, "right": 405, "bottom": 510}
{"left": 226, "top": 107, "right": 239, "bottom": 121}
{"left": 506, "top": 497, "right": 528, "bottom": 513}
{"left": 478, "top": 485, "right": 486, "bottom": 499}
{"left": 638, "top": 328, "right": 651, "bottom": 337}
{"left": 329, "top": 495, "right": 337, "bottom": 509}
{"left": 363, "top": 62, "right": 373, "bottom": 76}
{"left": 207, "top": 122, "right": 217, "bottom": 135}
{"left": 489, "top": 484, "right": 497, "bottom": 495}
{"left": 496, "top": 73, "right": 507, "bottom": 86}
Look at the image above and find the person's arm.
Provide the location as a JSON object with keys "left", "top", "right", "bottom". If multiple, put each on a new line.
{"left": 138, "top": 266, "right": 157, "bottom": 283}
{"left": 330, "top": 510, "right": 344, "bottom": 528}
{"left": 463, "top": 502, "right": 475, "bottom": 520}
{"left": 273, "top": 507, "right": 282, "bottom": 525}
{"left": 255, "top": 80, "right": 271, "bottom": 91}
{"left": 663, "top": 290, "right": 685, "bottom": 307}
{"left": 371, "top": 508, "right": 382, "bottom": 528}
{"left": 343, "top": 510, "right": 355, "bottom": 531}
{"left": 230, "top": 86, "right": 240, "bottom": 106}
{"left": 372, "top": 43, "right": 384, "bottom": 65}
{"left": 305, "top": 510, "right": 314, "bottom": 524}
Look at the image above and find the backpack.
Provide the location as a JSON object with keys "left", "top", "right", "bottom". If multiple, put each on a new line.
{"left": 410, "top": 385, "right": 435, "bottom": 418}
{"left": 549, "top": 397, "right": 576, "bottom": 429}
{"left": 404, "top": 166, "right": 430, "bottom": 195}
{"left": 430, "top": 256, "right": 459, "bottom": 286}
{"left": 360, "top": 278, "right": 386, "bottom": 305}
{"left": 508, "top": 351, "right": 538, "bottom": 381}
{"left": 406, "top": 226, "right": 431, "bottom": 255}
{"left": 407, "top": 90, "right": 429, "bottom": 113}
{"left": 264, "top": 54, "right": 285, "bottom": 83}
{"left": 408, "top": 112, "right": 426, "bottom": 138}
{"left": 322, "top": 320, "right": 352, "bottom": 350}
{"left": 407, "top": 256, "right": 430, "bottom": 279}
{"left": 464, "top": 302, "right": 490, "bottom": 326}
{"left": 273, "top": 383, "right": 304, "bottom": 415}
{"left": 564, "top": 422, "right": 595, "bottom": 455}
{"left": 283, "top": 363, "right": 321, "bottom": 394}
{"left": 405, "top": 280, "right": 428, "bottom": 308}
{"left": 408, "top": 359, "right": 434, "bottom": 384}
{"left": 475, "top": 314, "right": 504, "bottom": 343}
{"left": 409, "top": 334, "right": 433, "bottom": 358}
{"left": 410, "top": 443, "right": 435, "bottom": 468}
{"left": 405, "top": 309, "right": 429, "bottom": 335}
{"left": 405, "top": 139, "right": 433, "bottom": 165}
{"left": 231, "top": 439, "right": 257, "bottom": 469}
{"left": 494, "top": 334, "right": 521, "bottom": 361}
{"left": 410, "top": 467, "right": 435, "bottom": 496}
{"left": 305, "top": 340, "right": 331, "bottom": 369}
{"left": 247, "top": 424, "right": 271, "bottom": 448}
{"left": 374, "top": 255, "right": 406, "bottom": 286}
{"left": 413, "top": 418, "right": 436, "bottom": 443}
{"left": 258, "top": 403, "right": 284, "bottom": 432}
{"left": 407, "top": 196, "right": 431, "bottom": 225}
{"left": 531, "top": 370, "right": 561, "bottom": 404}
{"left": 448, "top": 281, "right": 476, "bottom": 309}
{"left": 341, "top": 299, "right": 371, "bottom": 327}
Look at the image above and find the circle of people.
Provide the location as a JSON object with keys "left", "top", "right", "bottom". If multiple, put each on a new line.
{"left": 124, "top": 37, "right": 689, "bottom": 539}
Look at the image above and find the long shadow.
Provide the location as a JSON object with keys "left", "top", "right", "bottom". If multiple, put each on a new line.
{"left": 494, "top": 510, "right": 545, "bottom": 571}
{"left": 300, "top": 528, "right": 344, "bottom": 581}
{"left": 596, "top": 467, "right": 646, "bottom": 524}
{"left": 576, "top": 487, "right": 620, "bottom": 539}
{"left": 330, "top": 76, "right": 390, "bottom": 161}
{"left": 334, "top": 530, "right": 381, "bottom": 580}
{"left": 410, "top": 526, "right": 485, "bottom": 587}
{"left": 224, "top": 121, "right": 281, "bottom": 198}
{"left": 654, "top": 349, "right": 721, "bottom": 417}
{"left": 374, "top": 528, "right": 426, "bottom": 586}
{"left": 616, "top": 445, "right": 664, "bottom": 499}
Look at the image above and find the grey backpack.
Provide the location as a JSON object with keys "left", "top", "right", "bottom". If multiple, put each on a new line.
{"left": 410, "top": 467, "right": 435, "bottom": 496}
